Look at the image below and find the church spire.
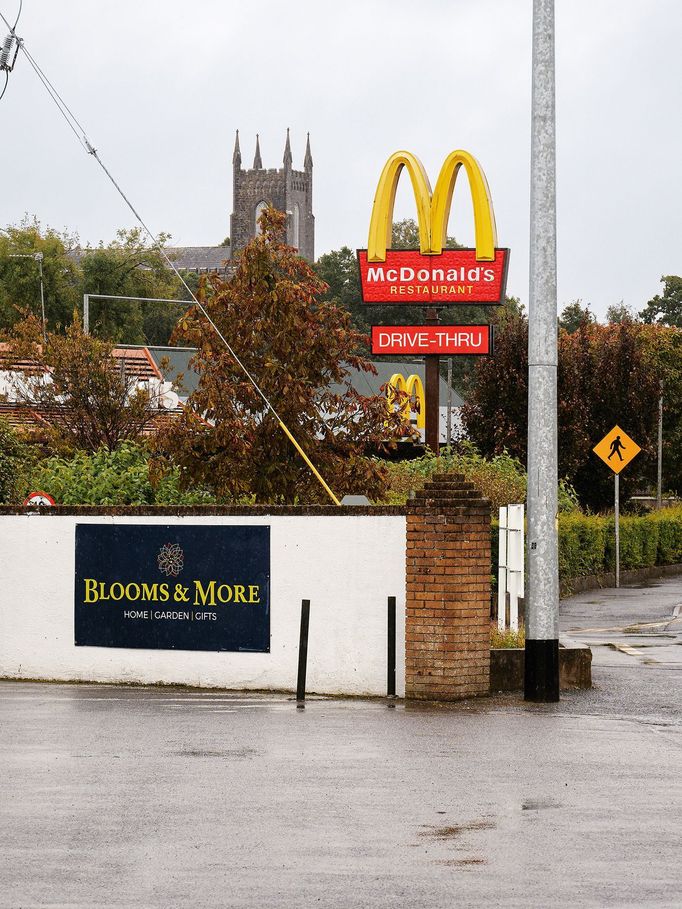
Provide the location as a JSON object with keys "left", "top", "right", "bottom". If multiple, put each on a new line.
{"left": 253, "top": 134, "right": 263, "bottom": 169}
{"left": 233, "top": 129, "right": 241, "bottom": 168}
{"left": 304, "top": 132, "right": 313, "bottom": 172}
{"left": 283, "top": 127, "right": 292, "bottom": 170}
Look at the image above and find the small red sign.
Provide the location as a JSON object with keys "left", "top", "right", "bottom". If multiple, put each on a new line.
{"left": 23, "top": 490, "right": 56, "bottom": 506}
{"left": 357, "top": 248, "right": 509, "bottom": 305}
{"left": 372, "top": 324, "right": 491, "bottom": 356}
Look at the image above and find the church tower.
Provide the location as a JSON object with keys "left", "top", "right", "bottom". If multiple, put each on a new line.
{"left": 230, "top": 129, "right": 315, "bottom": 262}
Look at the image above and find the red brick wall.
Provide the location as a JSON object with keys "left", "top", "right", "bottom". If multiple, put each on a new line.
{"left": 405, "top": 473, "right": 491, "bottom": 701}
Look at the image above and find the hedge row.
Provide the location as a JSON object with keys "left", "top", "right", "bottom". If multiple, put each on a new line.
{"left": 559, "top": 508, "right": 682, "bottom": 580}
{"left": 492, "top": 507, "right": 682, "bottom": 590}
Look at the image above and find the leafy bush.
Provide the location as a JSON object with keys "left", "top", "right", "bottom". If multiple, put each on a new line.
{"left": 0, "top": 418, "right": 34, "bottom": 504}
{"left": 26, "top": 442, "right": 216, "bottom": 506}
{"left": 555, "top": 507, "right": 682, "bottom": 587}
{"left": 651, "top": 509, "right": 682, "bottom": 564}
{"left": 559, "top": 514, "right": 608, "bottom": 580}
{"left": 381, "top": 444, "right": 581, "bottom": 514}
{"left": 493, "top": 508, "right": 682, "bottom": 594}
{"left": 381, "top": 445, "right": 527, "bottom": 510}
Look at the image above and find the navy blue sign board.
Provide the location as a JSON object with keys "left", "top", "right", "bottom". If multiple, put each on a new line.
{"left": 74, "top": 524, "right": 270, "bottom": 652}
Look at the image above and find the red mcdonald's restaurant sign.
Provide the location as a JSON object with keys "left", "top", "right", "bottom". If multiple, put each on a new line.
{"left": 371, "top": 324, "right": 491, "bottom": 356}
{"left": 358, "top": 248, "right": 509, "bottom": 305}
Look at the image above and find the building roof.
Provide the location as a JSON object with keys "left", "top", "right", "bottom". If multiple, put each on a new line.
{"left": 164, "top": 246, "right": 232, "bottom": 272}
{"left": 111, "top": 346, "right": 163, "bottom": 381}
{"left": 150, "top": 351, "right": 465, "bottom": 405}
{"left": 0, "top": 400, "right": 184, "bottom": 440}
{"left": 330, "top": 360, "right": 465, "bottom": 406}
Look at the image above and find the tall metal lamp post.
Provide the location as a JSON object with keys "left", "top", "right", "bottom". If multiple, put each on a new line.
{"left": 525, "top": 0, "right": 560, "bottom": 702}
{"left": 8, "top": 252, "right": 46, "bottom": 342}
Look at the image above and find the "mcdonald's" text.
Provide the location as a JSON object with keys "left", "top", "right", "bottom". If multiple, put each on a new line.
{"left": 358, "top": 248, "right": 508, "bottom": 305}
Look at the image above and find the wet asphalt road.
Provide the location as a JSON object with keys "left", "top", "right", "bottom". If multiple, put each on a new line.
{"left": 2, "top": 579, "right": 682, "bottom": 908}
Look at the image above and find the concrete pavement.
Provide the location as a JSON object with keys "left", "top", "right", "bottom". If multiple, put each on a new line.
{"left": 1, "top": 577, "right": 681, "bottom": 908}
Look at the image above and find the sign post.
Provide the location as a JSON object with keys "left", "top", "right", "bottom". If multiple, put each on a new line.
{"left": 446, "top": 357, "right": 453, "bottom": 452}
{"left": 615, "top": 473, "right": 620, "bottom": 588}
{"left": 593, "top": 425, "right": 641, "bottom": 589}
{"left": 425, "top": 308, "right": 440, "bottom": 454}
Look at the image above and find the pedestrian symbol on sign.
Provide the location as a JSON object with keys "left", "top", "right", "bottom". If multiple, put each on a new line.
{"left": 607, "top": 435, "right": 626, "bottom": 463}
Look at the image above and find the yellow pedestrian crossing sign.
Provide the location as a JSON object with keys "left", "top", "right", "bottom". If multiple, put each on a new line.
{"left": 593, "top": 425, "right": 641, "bottom": 474}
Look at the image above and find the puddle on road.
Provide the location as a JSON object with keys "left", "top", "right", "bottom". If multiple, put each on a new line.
{"left": 174, "top": 747, "right": 260, "bottom": 759}
{"left": 420, "top": 819, "right": 495, "bottom": 839}
{"left": 521, "top": 798, "right": 562, "bottom": 811}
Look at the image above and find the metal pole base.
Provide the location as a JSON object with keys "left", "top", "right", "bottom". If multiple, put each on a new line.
{"left": 524, "top": 639, "right": 560, "bottom": 702}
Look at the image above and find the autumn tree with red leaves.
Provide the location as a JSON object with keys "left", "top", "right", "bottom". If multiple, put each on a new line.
{"left": 462, "top": 314, "right": 682, "bottom": 510}
{"left": 157, "top": 208, "right": 408, "bottom": 504}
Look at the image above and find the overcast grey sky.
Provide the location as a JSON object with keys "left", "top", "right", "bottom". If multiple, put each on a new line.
{"left": 1, "top": 0, "right": 680, "bottom": 318}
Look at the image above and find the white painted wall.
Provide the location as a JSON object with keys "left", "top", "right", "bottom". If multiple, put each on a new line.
{"left": 0, "top": 514, "right": 406, "bottom": 697}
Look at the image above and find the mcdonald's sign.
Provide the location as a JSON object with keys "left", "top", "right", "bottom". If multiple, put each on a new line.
{"left": 386, "top": 373, "right": 425, "bottom": 429}
{"left": 358, "top": 150, "right": 509, "bottom": 305}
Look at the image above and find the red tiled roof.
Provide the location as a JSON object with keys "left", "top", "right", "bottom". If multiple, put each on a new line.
{"left": 0, "top": 343, "right": 163, "bottom": 382}
{"left": 0, "top": 401, "right": 185, "bottom": 439}
{"left": 112, "top": 347, "right": 163, "bottom": 381}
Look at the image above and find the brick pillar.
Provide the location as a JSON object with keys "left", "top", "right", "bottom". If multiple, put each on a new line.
{"left": 405, "top": 473, "right": 491, "bottom": 701}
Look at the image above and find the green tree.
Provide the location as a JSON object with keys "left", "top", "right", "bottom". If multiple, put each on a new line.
{"left": 0, "top": 216, "right": 80, "bottom": 331}
{"left": 315, "top": 245, "right": 368, "bottom": 335}
{"left": 640, "top": 276, "right": 682, "bottom": 326}
{"left": 559, "top": 300, "right": 593, "bottom": 333}
{"left": 0, "top": 418, "right": 33, "bottom": 504}
{"left": 80, "top": 228, "right": 188, "bottom": 344}
{"left": 606, "top": 302, "right": 638, "bottom": 324}
{"left": 158, "top": 207, "right": 408, "bottom": 504}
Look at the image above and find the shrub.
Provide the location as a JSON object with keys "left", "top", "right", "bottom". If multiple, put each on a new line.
{"left": 491, "top": 623, "right": 525, "bottom": 649}
{"left": 555, "top": 507, "right": 682, "bottom": 587}
{"left": 381, "top": 445, "right": 527, "bottom": 510}
{"left": 0, "top": 418, "right": 34, "bottom": 504}
{"left": 558, "top": 514, "right": 608, "bottom": 580}
{"left": 381, "top": 444, "right": 581, "bottom": 514}
{"left": 651, "top": 509, "right": 682, "bottom": 564}
{"left": 26, "top": 442, "right": 216, "bottom": 506}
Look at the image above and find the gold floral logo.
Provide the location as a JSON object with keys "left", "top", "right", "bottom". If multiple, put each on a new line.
{"left": 157, "top": 543, "right": 184, "bottom": 577}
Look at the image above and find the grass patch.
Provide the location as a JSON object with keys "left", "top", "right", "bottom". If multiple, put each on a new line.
{"left": 490, "top": 623, "right": 525, "bottom": 649}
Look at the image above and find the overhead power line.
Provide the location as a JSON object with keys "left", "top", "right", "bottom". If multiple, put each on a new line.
{"left": 0, "top": 10, "right": 341, "bottom": 506}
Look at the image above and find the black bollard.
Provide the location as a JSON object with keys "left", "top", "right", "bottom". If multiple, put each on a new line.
{"left": 387, "top": 596, "right": 396, "bottom": 702}
{"left": 296, "top": 599, "right": 310, "bottom": 708}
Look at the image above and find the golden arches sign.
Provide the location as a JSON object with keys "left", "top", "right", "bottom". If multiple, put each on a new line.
{"left": 387, "top": 373, "right": 425, "bottom": 430}
{"left": 367, "top": 149, "right": 498, "bottom": 263}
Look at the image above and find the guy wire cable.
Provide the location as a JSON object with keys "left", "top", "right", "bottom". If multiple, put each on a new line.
{"left": 0, "top": 10, "right": 341, "bottom": 506}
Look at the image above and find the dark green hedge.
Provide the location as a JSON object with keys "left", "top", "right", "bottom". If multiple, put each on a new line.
{"left": 493, "top": 508, "right": 682, "bottom": 592}
{"left": 560, "top": 510, "right": 682, "bottom": 579}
